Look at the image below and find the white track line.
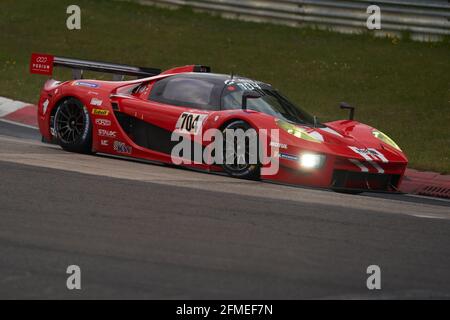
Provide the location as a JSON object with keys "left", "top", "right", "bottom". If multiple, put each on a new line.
{"left": 405, "top": 193, "right": 450, "bottom": 204}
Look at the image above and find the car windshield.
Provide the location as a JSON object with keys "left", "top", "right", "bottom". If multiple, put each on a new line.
{"left": 221, "top": 80, "right": 318, "bottom": 126}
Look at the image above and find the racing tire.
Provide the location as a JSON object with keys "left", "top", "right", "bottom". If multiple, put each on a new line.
{"left": 53, "top": 97, "right": 92, "bottom": 154}
{"left": 221, "top": 120, "right": 260, "bottom": 180}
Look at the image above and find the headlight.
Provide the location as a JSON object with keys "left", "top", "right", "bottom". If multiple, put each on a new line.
{"left": 372, "top": 130, "right": 401, "bottom": 151}
{"left": 276, "top": 119, "right": 322, "bottom": 143}
{"left": 299, "top": 153, "right": 326, "bottom": 169}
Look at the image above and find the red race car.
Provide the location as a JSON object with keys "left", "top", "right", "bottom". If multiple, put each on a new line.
{"left": 33, "top": 54, "right": 408, "bottom": 193}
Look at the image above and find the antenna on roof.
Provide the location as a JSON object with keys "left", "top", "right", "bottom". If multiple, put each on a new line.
{"left": 230, "top": 71, "right": 234, "bottom": 79}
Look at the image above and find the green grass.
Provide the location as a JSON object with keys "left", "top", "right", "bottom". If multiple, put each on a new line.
{"left": 1, "top": 0, "right": 449, "bottom": 172}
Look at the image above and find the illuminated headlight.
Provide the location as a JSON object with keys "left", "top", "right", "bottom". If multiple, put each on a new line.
{"left": 276, "top": 119, "right": 322, "bottom": 143}
{"left": 372, "top": 130, "right": 401, "bottom": 151}
{"left": 299, "top": 153, "right": 325, "bottom": 169}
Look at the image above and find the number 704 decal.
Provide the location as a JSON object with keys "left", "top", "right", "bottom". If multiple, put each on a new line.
{"left": 175, "top": 112, "right": 208, "bottom": 134}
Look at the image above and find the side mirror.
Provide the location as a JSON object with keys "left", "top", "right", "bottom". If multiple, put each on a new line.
{"left": 340, "top": 102, "right": 355, "bottom": 120}
{"left": 242, "top": 91, "right": 262, "bottom": 110}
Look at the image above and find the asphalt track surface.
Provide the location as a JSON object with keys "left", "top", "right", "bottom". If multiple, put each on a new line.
{"left": 0, "top": 120, "right": 449, "bottom": 299}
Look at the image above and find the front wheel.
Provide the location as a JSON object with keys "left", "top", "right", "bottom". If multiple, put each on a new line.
{"left": 221, "top": 120, "right": 260, "bottom": 180}
{"left": 53, "top": 98, "right": 92, "bottom": 154}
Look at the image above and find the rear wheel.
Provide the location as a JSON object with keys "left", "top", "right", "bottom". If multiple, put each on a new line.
{"left": 53, "top": 98, "right": 92, "bottom": 154}
{"left": 221, "top": 120, "right": 260, "bottom": 180}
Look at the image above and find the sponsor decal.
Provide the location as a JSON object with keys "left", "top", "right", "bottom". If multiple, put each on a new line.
{"left": 74, "top": 81, "right": 99, "bottom": 88}
{"left": 278, "top": 153, "right": 299, "bottom": 161}
{"left": 349, "top": 146, "right": 388, "bottom": 173}
{"left": 367, "top": 148, "right": 388, "bottom": 163}
{"left": 95, "top": 118, "right": 111, "bottom": 127}
{"left": 349, "top": 147, "right": 388, "bottom": 163}
{"left": 30, "top": 53, "right": 54, "bottom": 75}
{"left": 113, "top": 141, "right": 132, "bottom": 154}
{"left": 90, "top": 98, "right": 102, "bottom": 106}
{"left": 42, "top": 99, "right": 49, "bottom": 115}
{"left": 100, "top": 139, "right": 109, "bottom": 146}
{"left": 81, "top": 107, "right": 90, "bottom": 140}
{"left": 224, "top": 79, "right": 262, "bottom": 91}
{"left": 270, "top": 141, "right": 287, "bottom": 149}
{"left": 175, "top": 112, "right": 208, "bottom": 135}
{"left": 92, "top": 108, "right": 109, "bottom": 116}
{"left": 98, "top": 129, "right": 117, "bottom": 138}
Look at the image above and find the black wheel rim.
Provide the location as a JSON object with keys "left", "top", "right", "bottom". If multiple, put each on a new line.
{"left": 223, "top": 131, "right": 253, "bottom": 173}
{"left": 55, "top": 100, "right": 85, "bottom": 144}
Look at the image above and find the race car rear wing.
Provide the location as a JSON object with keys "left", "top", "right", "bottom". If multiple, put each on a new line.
{"left": 30, "top": 53, "right": 162, "bottom": 80}
{"left": 54, "top": 56, "right": 162, "bottom": 80}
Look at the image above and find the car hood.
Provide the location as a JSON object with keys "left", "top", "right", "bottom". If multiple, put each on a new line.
{"left": 286, "top": 119, "right": 408, "bottom": 164}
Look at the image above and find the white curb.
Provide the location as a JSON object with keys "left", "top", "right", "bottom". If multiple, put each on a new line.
{"left": 0, "top": 96, "right": 29, "bottom": 117}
